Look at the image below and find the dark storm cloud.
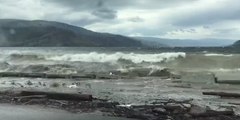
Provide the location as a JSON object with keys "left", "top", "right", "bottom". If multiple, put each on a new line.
{"left": 45, "top": 0, "right": 195, "bottom": 10}
{"left": 92, "top": 8, "right": 117, "bottom": 19}
{"left": 45, "top": 0, "right": 118, "bottom": 19}
{"left": 43, "top": 0, "right": 194, "bottom": 20}
{"left": 1, "top": 0, "right": 240, "bottom": 39}
{"left": 91, "top": 0, "right": 117, "bottom": 19}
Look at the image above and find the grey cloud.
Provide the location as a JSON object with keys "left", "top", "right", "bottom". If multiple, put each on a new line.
{"left": 178, "top": 29, "right": 196, "bottom": 33}
{"left": 216, "top": 28, "right": 238, "bottom": 34}
{"left": 41, "top": 0, "right": 196, "bottom": 25}
{"left": 72, "top": 19, "right": 101, "bottom": 26}
{"left": 173, "top": 12, "right": 240, "bottom": 26}
{"left": 92, "top": 8, "right": 117, "bottom": 19}
{"left": 45, "top": 0, "right": 195, "bottom": 10}
{"left": 44, "top": 0, "right": 193, "bottom": 20}
{"left": 61, "top": 18, "right": 101, "bottom": 27}
{"left": 0, "top": 0, "right": 240, "bottom": 39}
{"left": 42, "top": 12, "right": 101, "bottom": 26}
{"left": 172, "top": 1, "right": 240, "bottom": 26}
{"left": 91, "top": 1, "right": 118, "bottom": 19}
{"left": 189, "top": 29, "right": 196, "bottom": 32}
{"left": 46, "top": 0, "right": 118, "bottom": 19}
{"left": 128, "top": 17, "right": 144, "bottom": 22}
{"left": 203, "top": 26, "right": 210, "bottom": 29}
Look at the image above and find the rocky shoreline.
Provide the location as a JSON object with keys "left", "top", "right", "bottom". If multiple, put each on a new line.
{"left": 0, "top": 69, "right": 239, "bottom": 120}
{"left": 0, "top": 89, "right": 239, "bottom": 120}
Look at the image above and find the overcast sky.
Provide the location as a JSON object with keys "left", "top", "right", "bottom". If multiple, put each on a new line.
{"left": 0, "top": 0, "right": 239, "bottom": 40}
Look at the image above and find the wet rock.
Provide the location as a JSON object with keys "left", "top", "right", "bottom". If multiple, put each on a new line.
{"left": 189, "top": 105, "right": 207, "bottom": 116}
{"left": 126, "top": 110, "right": 157, "bottom": 120}
{"left": 152, "top": 108, "right": 168, "bottom": 115}
{"left": 171, "top": 74, "right": 182, "bottom": 79}
{"left": 0, "top": 72, "right": 21, "bottom": 77}
{"left": 11, "top": 81, "right": 16, "bottom": 85}
{"left": 62, "top": 83, "right": 66, "bottom": 87}
{"left": 38, "top": 82, "right": 42, "bottom": 85}
{"left": 171, "top": 83, "right": 192, "bottom": 88}
{"left": 16, "top": 83, "right": 24, "bottom": 88}
{"left": 189, "top": 105, "right": 235, "bottom": 118}
{"left": 96, "top": 102, "right": 119, "bottom": 108}
{"left": 165, "top": 103, "right": 188, "bottom": 114}
{"left": 165, "top": 103, "right": 184, "bottom": 110}
{"left": 0, "top": 89, "right": 239, "bottom": 120}
{"left": 50, "top": 82, "right": 60, "bottom": 88}
{"left": 182, "top": 103, "right": 192, "bottom": 109}
{"left": 184, "top": 113, "right": 192, "bottom": 118}
{"left": 26, "top": 80, "right": 33, "bottom": 85}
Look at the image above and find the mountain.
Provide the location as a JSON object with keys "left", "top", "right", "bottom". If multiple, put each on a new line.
{"left": 232, "top": 40, "right": 240, "bottom": 47}
{"left": 0, "top": 19, "right": 142, "bottom": 47}
{"left": 133, "top": 38, "right": 168, "bottom": 48}
{"left": 134, "top": 37, "right": 237, "bottom": 47}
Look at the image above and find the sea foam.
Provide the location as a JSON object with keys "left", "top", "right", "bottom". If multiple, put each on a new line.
{"left": 45, "top": 52, "right": 186, "bottom": 64}
{"left": 204, "top": 53, "right": 233, "bottom": 57}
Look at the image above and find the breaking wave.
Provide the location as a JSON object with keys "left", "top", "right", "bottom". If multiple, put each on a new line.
{"left": 1, "top": 50, "right": 240, "bottom": 75}
{"left": 0, "top": 52, "right": 186, "bottom": 75}
{"left": 45, "top": 52, "right": 186, "bottom": 63}
{"left": 204, "top": 53, "right": 233, "bottom": 57}
{"left": 7, "top": 53, "right": 45, "bottom": 61}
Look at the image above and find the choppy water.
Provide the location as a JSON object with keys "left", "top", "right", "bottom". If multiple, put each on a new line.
{"left": 0, "top": 47, "right": 239, "bottom": 76}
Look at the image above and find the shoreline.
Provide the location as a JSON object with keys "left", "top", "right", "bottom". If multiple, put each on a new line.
{"left": 0, "top": 75, "right": 240, "bottom": 120}
{"left": 0, "top": 103, "right": 136, "bottom": 120}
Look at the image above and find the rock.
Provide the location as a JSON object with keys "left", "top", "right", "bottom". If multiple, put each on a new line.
{"left": 165, "top": 103, "right": 187, "bottom": 114}
{"left": 126, "top": 110, "right": 157, "bottom": 120}
{"left": 152, "top": 108, "right": 167, "bottom": 115}
{"left": 184, "top": 113, "right": 192, "bottom": 118}
{"left": 165, "top": 103, "right": 184, "bottom": 110}
{"left": 171, "top": 74, "right": 181, "bottom": 79}
{"left": 20, "top": 90, "right": 93, "bottom": 101}
{"left": 26, "top": 80, "right": 33, "bottom": 85}
{"left": 189, "top": 105, "right": 207, "bottom": 116}
{"left": 171, "top": 84, "right": 192, "bottom": 88}
{"left": 203, "top": 91, "right": 240, "bottom": 98}
{"left": 182, "top": 104, "right": 192, "bottom": 109}
{"left": 173, "top": 108, "right": 186, "bottom": 114}
{"left": 96, "top": 102, "right": 119, "bottom": 108}
{"left": 190, "top": 105, "right": 235, "bottom": 117}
